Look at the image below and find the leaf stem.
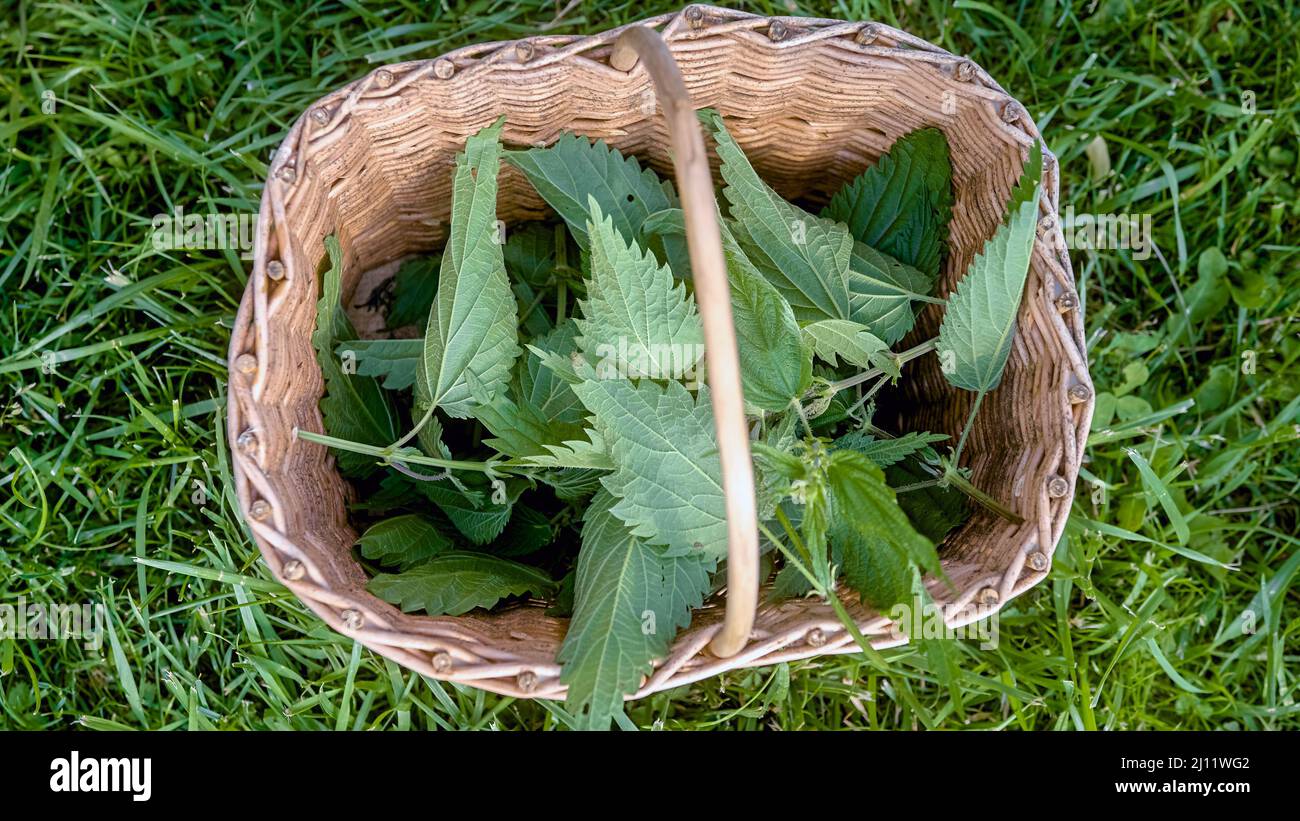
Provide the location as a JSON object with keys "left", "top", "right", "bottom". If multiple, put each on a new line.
{"left": 756, "top": 519, "right": 891, "bottom": 672}
{"left": 390, "top": 403, "right": 434, "bottom": 451}
{"left": 892, "top": 478, "right": 944, "bottom": 494}
{"left": 554, "top": 223, "right": 568, "bottom": 324}
{"left": 951, "top": 390, "right": 985, "bottom": 465}
{"left": 773, "top": 505, "right": 812, "bottom": 567}
{"left": 296, "top": 429, "right": 506, "bottom": 475}
{"left": 829, "top": 337, "right": 937, "bottom": 393}
{"left": 941, "top": 461, "right": 1024, "bottom": 524}
{"left": 844, "top": 372, "right": 891, "bottom": 419}
{"left": 789, "top": 395, "right": 813, "bottom": 439}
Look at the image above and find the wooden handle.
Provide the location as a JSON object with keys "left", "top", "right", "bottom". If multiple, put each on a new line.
{"left": 611, "top": 26, "right": 759, "bottom": 659}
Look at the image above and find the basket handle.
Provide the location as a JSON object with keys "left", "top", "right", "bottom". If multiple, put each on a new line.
{"left": 610, "top": 26, "right": 759, "bottom": 659}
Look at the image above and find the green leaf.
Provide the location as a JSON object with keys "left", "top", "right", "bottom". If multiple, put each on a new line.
{"left": 936, "top": 143, "right": 1043, "bottom": 395}
{"left": 640, "top": 207, "right": 684, "bottom": 240}
{"left": 357, "top": 472, "right": 423, "bottom": 513}
{"left": 337, "top": 338, "right": 420, "bottom": 390}
{"left": 490, "top": 505, "right": 557, "bottom": 558}
{"left": 519, "top": 322, "right": 586, "bottom": 424}
{"left": 570, "top": 367, "right": 727, "bottom": 560}
{"left": 845, "top": 240, "right": 937, "bottom": 345}
{"left": 505, "top": 223, "right": 564, "bottom": 337}
{"left": 800, "top": 319, "right": 888, "bottom": 369}
{"left": 1162, "top": 248, "right": 1231, "bottom": 344}
{"left": 546, "top": 570, "right": 577, "bottom": 618}
{"left": 886, "top": 460, "right": 970, "bottom": 543}
{"left": 504, "top": 223, "right": 558, "bottom": 287}
{"left": 833, "top": 516, "right": 914, "bottom": 610}
{"left": 1223, "top": 248, "right": 1273, "bottom": 309}
{"left": 513, "top": 278, "right": 553, "bottom": 339}
{"left": 703, "top": 109, "right": 854, "bottom": 322}
{"left": 823, "top": 128, "right": 953, "bottom": 280}
{"left": 809, "top": 390, "right": 855, "bottom": 431}
{"left": 575, "top": 199, "right": 703, "bottom": 380}
{"left": 720, "top": 219, "right": 812, "bottom": 411}
{"left": 470, "top": 385, "right": 581, "bottom": 461}
{"left": 513, "top": 428, "right": 614, "bottom": 470}
{"left": 415, "top": 119, "right": 521, "bottom": 419}
{"left": 472, "top": 321, "right": 591, "bottom": 458}
{"left": 537, "top": 467, "right": 606, "bottom": 501}
{"left": 1125, "top": 447, "right": 1190, "bottom": 545}
{"left": 770, "top": 563, "right": 815, "bottom": 601}
{"left": 357, "top": 514, "right": 454, "bottom": 571}
{"left": 1114, "top": 360, "right": 1149, "bottom": 397}
{"left": 469, "top": 386, "right": 560, "bottom": 459}
{"left": 505, "top": 133, "right": 689, "bottom": 276}
{"left": 387, "top": 255, "right": 439, "bottom": 330}
{"left": 558, "top": 491, "right": 710, "bottom": 730}
{"left": 369, "top": 553, "right": 554, "bottom": 616}
{"left": 417, "top": 480, "right": 521, "bottom": 545}
{"left": 312, "top": 234, "right": 399, "bottom": 477}
{"left": 414, "top": 412, "right": 449, "bottom": 465}
{"left": 827, "top": 449, "right": 940, "bottom": 581}
{"left": 834, "top": 430, "right": 949, "bottom": 468}
{"left": 1194, "top": 363, "right": 1235, "bottom": 413}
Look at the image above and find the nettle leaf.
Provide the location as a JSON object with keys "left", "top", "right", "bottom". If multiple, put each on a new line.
{"left": 506, "top": 224, "right": 562, "bottom": 337}
{"left": 823, "top": 128, "right": 954, "bottom": 280}
{"left": 833, "top": 430, "right": 949, "bottom": 469}
{"left": 519, "top": 322, "right": 586, "bottom": 424}
{"left": 570, "top": 367, "right": 727, "bottom": 560}
{"left": 358, "top": 514, "right": 454, "bottom": 571}
{"left": 810, "top": 391, "right": 855, "bottom": 431}
{"left": 640, "top": 207, "right": 684, "bottom": 241}
{"left": 416, "top": 119, "right": 521, "bottom": 419}
{"left": 513, "top": 428, "right": 614, "bottom": 470}
{"left": 538, "top": 467, "right": 606, "bottom": 501}
{"left": 473, "top": 322, "right": 593, "bottom": 458}
{"left": 886, "top": 460, "right": 970, "bottom": 543}
{"left": 504, "top": 223, "right": 558, "bottom": 287}
{"left": 414, "top": 412, "right": 450, "bottom": 467}
{"left": 468, "top": 384, "right": 561, "bottom": 459}
{"left": 800, "top": 319, "right": 888, "bottom": 369}
{"left": 703, "top": 109, "right": 854, "bottom": 323}
{"left": 418, "top": 480, "right": 523, "bottom": 545}
{"left": 505, "top": 133, "right": 689, "bottom": 276}
{"left": 846, "top": 241, "right": 936, "bottom": 345}
{"left": 312, "top": 235, "right": 399, "bottom": 477}
{"left": 833, "top": 516, "right": 914, "bottom": 611}
{"left": 827, "top": 449, "right": 941, "bottom": 598}
{"left": 720, "top": 218, "right": 812, "bottom": 412}
{"left": 337, "top": 338, "right": 420, "bottom": 390}
{"left": 514, "top": 279, "right": 553, "bottom": 339}
{"left": 358, "top": 472, "right": 423, "bottom": 513}
{"left": 558, "top": 491, "right": 710, "bottom": 730}
{"left": 490, "top": 505, "right": 557, "bottom": 558}
{"left": 576, "top": 199, "right": 703, "bottom": 381}
{"left": 369, "top": 553, "right": 554, "bottom": 616}
{"left": 546, "top": 570, "right": 577, "bottom": 618}
{"left": 387, "top": 255, "right": 440, "bottom": 330}
{"left": 937, "top": 143, "right": 1043, "bottom": 396}
{"left": 770, "top": 563, "right": 815, "bottom": 601}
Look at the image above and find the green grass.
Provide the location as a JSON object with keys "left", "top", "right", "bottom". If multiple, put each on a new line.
{"left": 1, "top": 0, "right": 1297, "bottom": 730}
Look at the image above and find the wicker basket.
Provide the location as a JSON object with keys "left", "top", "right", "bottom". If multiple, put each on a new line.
{"left": 227, "top": 5, "right": 1092, "bottom": 701}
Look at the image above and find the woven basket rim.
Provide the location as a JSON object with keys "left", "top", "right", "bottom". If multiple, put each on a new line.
{"left": 226, "top": 4, "right": 1093, "bottom": 701}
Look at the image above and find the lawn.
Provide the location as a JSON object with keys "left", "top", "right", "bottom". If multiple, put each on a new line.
{"left": 0, "top": 0, "right": 1296, "bottom": 730}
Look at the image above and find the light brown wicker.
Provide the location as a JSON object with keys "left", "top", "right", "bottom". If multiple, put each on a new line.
{"left": 227, "top": 4, "right": 1092, "bottom": 701}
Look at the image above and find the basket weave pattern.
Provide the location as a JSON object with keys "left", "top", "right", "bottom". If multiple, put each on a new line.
{"left": 227, "top": 6, "right": 1092, "bottom": 699}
